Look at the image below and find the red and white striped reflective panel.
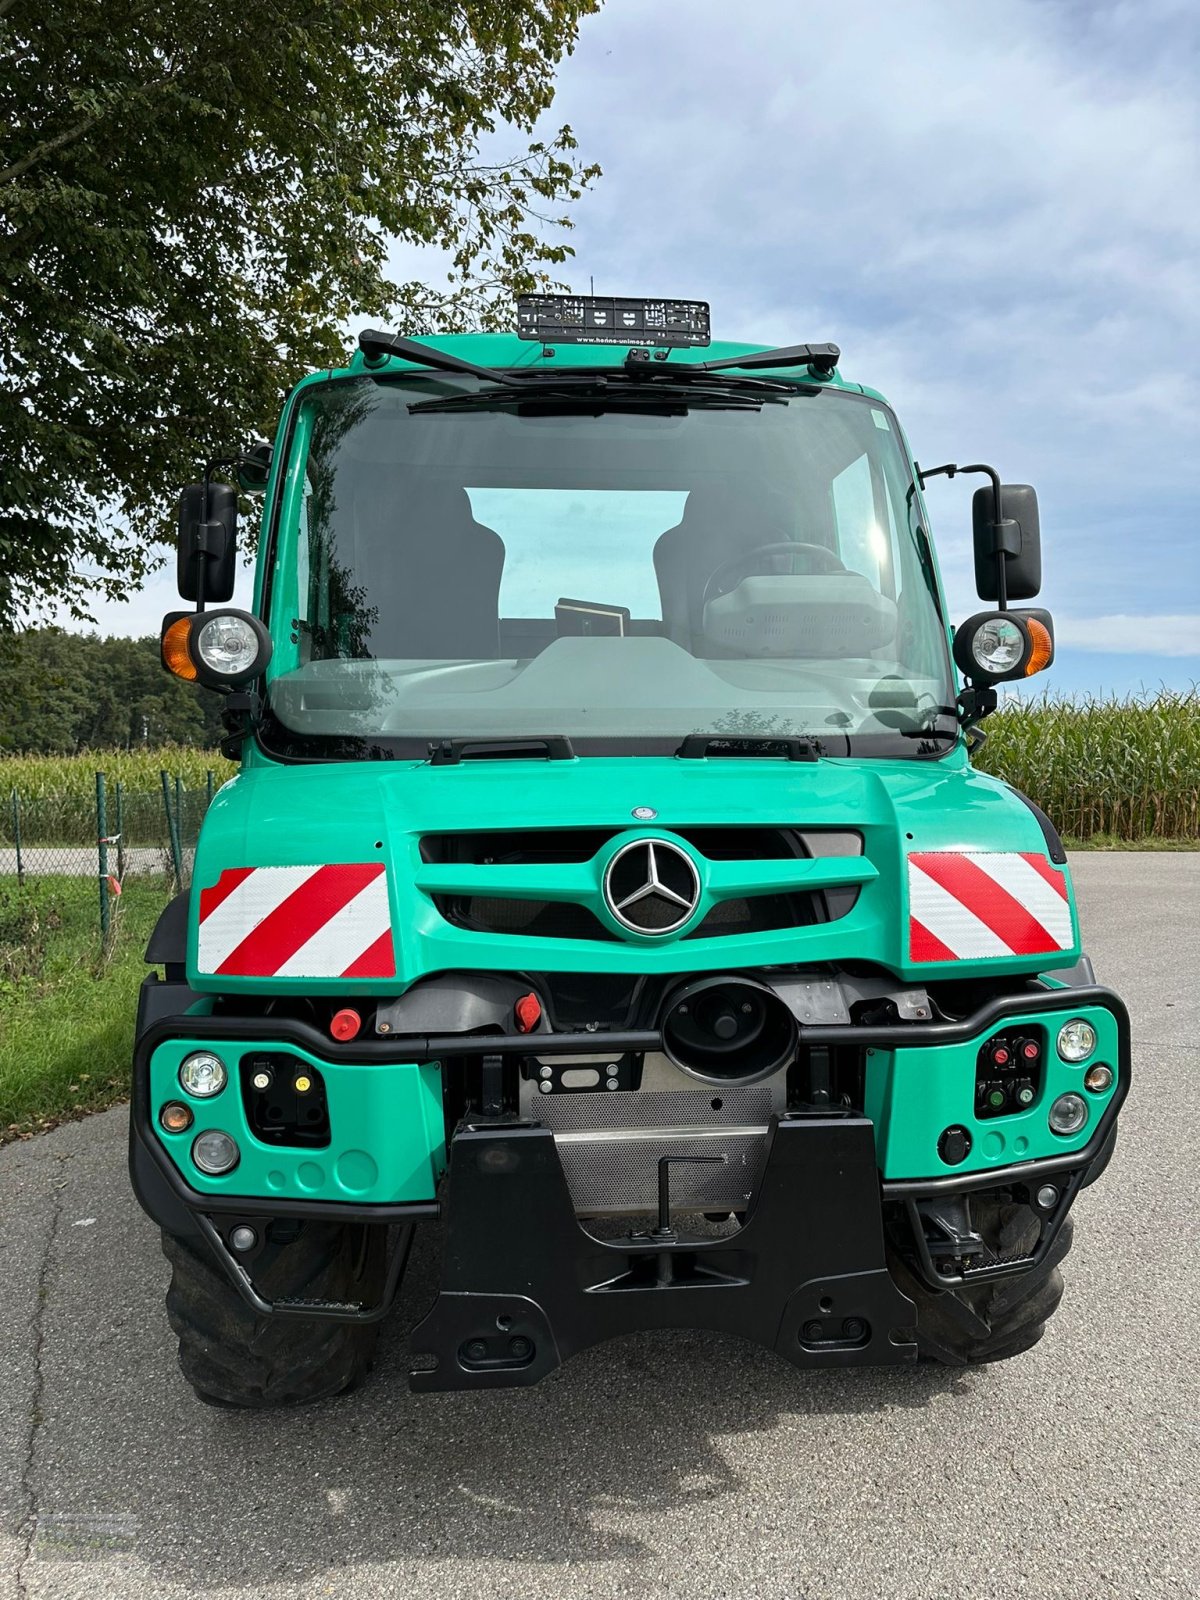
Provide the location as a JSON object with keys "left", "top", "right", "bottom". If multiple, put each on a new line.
{"left": 197, "top": 864, "right": 394, "bottom": 979}
{"left": 907, "top": 851, "right": 1073, "bottom": 963}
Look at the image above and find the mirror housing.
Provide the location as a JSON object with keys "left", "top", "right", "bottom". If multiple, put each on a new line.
{"left": 177, "top": 482, "right": 237, "bottom": 603}
{"left": 236, "top": 442, "right": 273, "bottom": 494}
{"left": 972, "top": 483, "right": 1041, "bottom": 602}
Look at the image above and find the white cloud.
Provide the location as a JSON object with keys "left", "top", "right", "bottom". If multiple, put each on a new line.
{"left": 1056, "top": 613, "right": 1200, "bottom": 656}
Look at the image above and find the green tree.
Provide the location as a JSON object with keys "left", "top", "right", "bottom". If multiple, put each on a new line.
{"left": 0, "top": 628, "right": 226, "bottom": 751}
{"left": 0, "top": 0, "right": 600, "bottom": 627}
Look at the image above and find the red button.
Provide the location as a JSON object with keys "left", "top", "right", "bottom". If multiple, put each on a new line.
{"left": 330, "top": 1008, "right": 362, "bottom": 1041}
{"left": 514, "top": 993, "right": 542, "bottom": 1034}
{"left": 991, "top": 1045, "right": 1010, "bottom": 1066}
{"left": 1023, "top": 1040, "right": 1040, "bottom": 1059}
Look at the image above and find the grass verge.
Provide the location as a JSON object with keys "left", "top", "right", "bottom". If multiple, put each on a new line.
{"left": 0, "top": 875, "right": 166, "bottom": 1141}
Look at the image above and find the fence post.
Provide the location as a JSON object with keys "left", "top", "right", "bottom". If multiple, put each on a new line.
{"left": 206, "top": 769, "right": 215, "bottom": 809}
{"left": 115, "top": 780, "right": 126, "bottom": 882}
{"left": 96, "top": 771, "right": 110, "bottom": 950}
{"left": 161, "top": 770, "right": 183, "bottom": 890}
{"left": 10, "top": 790, "right": 23, "bottom": 887}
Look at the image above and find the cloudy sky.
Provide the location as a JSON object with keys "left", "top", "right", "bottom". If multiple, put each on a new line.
{"left": 67, "top": 0, "right": 1198, "bottom": 697}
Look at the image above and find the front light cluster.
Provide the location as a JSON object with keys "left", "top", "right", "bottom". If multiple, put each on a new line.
{"left": 161, "top": 608, "right": 272, "bottom": 689}
{"left": 172, "top": 1051, "right": 240, "bottom": 1175}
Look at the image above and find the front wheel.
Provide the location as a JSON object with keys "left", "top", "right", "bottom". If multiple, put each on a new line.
{"left": 889, "top": 1198, "right": 1074, "bottom": 1365}
{"left": 162, "top": 1221, "right": 388, "bottom": 1407}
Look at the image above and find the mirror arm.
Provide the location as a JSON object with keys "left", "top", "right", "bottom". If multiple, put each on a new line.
{"left": 916, "top": 460, "right": 1011, "bottom": 608}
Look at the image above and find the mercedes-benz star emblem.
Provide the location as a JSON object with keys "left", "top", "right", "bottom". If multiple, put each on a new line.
{"left": 603, "top": 838, "right": 701, "bottom": 936}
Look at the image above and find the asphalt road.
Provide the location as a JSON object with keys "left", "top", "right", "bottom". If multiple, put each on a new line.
{"left": 2, "top": 853, "right": 1197, "bottom": 1600}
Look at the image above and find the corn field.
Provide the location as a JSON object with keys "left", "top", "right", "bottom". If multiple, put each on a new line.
{"left": 0, "top": 745, "right": 237, "bottom": 797}
{"left": 973, "top": 688, "right": 1200, "bottom": 841}
{"left": 0, "top": 691, "right": 1197, "bottom": 847}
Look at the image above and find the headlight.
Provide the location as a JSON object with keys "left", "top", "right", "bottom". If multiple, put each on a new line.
{"left": 1057, "top": 1019, "right": 1097, "bottom": 1062}
{"left": 191, "top": 609, "right": 272, "bottom": 686}
{"left": 952, "top": 610, "right": 1045, "bottom": 683}
{"left": 971, "top": 617, "right": 1027, "bottom": 675}
{"left": 192, "top": 1130, "right": 240, "bottom": 1175}
{"left": 1048, "top": 1092, "right": 1088, "bottom": 1136}
{"left": 179, "top": 1051, "right": 227, "bottom": 1097}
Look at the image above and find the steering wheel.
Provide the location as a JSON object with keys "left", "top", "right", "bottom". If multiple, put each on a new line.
{"left": 700, "top": 541, "right": 846, "bottom": 612}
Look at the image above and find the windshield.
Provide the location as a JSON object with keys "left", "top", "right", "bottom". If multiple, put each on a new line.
{"left": 261, "top": 374, "right": 954, "bottom": 758}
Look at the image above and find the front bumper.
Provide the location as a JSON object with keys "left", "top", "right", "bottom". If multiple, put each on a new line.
{"left": 130, "top": 982, "right": 1129, "bottom": 1388}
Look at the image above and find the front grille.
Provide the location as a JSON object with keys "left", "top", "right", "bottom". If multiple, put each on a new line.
{"left": 686, "top": 893, "right": 804, "bottom": 939}
{"left": 431, "top": 894, "right": 617, "bottom": 942}
{"left": 422, "top": 825, "right": 863, "bottom": 944}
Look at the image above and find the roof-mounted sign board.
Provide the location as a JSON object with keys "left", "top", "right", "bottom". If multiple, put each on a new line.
{"left": 517, "top": 295, "right": 711, "bottom": 348}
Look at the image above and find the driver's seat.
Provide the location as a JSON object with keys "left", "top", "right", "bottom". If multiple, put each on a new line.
{"left": 654, "top": 483, "right": 816, "bottom": 653}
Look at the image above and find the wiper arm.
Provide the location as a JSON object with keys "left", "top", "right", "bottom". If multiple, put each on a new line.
{"left": 358, "top": 328, "right": 522, "bottom": 387}
{"left": 696, "top": 342, "right": 841, "bottom": 376}
{"left": 407, "top": 373, "right": 793, "bottom": 415}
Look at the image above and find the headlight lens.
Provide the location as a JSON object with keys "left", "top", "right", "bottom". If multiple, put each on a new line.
{"left": 1057, "top": 1019, "right": 1097, "bottom": 1062}
{"left": 971, "top": 617, "right": 1027, "bottom": 675}
{"left": 179, "top": 1051, "right": 227, "bottom": 1098}
{"left": 192, "top": 1130, "right": 240, "bottom": 1175}
{"left": 194, "top": 614, "right": 260, "bottom": 678}
{"left": 1048, "top": 1092, "right": 1088, "bottom": 1136}
{"left": 1084, "top": 1063, "right": 1114, "bottom": 1093}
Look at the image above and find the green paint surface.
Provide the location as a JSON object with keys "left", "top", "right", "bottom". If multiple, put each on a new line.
{"left": 863, "top": 1003, "right": 1120, "bottom": 1179}
{"left": 188, "top": 753, "right": 1079, "bottom": 992}
{"left": 151, "top": 1038, "right": 445, "bottom": 1203}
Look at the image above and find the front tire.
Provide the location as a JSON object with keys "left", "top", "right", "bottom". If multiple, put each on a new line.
{"left": 890, "top": 1198, "right": 1074, "bottom": 1365}
{"left": 162, "top": 1221, "right": 388, "bottom": 1407}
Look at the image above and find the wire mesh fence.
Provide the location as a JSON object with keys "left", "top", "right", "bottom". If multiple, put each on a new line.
{"left": 0, "top": 770, "right": 218, "bottom": 953}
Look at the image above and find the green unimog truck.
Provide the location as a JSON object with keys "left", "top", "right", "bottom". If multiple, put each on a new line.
{"left": 133, "top": 295, "right": 1128, "bottom": 1404}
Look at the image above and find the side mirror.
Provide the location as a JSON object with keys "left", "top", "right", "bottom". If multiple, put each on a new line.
{"left": 177, "top": 482, "right": 237, "bottom": 603}
{"left": 236, "top": 442, "right": 273, "bottom": 494}
{"left": 972, "top": 483, "right": 1041, "bottom": 602}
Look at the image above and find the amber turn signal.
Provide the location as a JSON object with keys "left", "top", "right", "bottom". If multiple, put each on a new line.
{"left": 161, "top": 614, "right": 197, "bottom": 681}
{"left": 1024, "top": 618, "right": 1054, "bottom": 676}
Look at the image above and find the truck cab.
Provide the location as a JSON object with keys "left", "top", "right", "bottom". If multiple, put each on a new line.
{"left": 134, "top": 297, "right": 1128, "bottom": 1404}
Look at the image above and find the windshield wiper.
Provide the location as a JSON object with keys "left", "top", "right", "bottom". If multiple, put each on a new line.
{"left": 407, "top": 373, "right": 797, "bottom": 415}
{"left": 427, "top": 735, "right": 576, "bottom": 766}
{"left": 358, "top": 329, "right": 522, "bottom": 388}
{"left": 676, "top": 734, "right": 822, "bottom": 762}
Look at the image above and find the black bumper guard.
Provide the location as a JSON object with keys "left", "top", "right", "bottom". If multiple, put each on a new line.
{"left": 406, "top": 1114, "right": 918, "bottom": 1390}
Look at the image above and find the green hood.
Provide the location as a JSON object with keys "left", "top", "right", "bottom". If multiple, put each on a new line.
{"left": 187, "top": 752, "right": 1078, "bottom": 994}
